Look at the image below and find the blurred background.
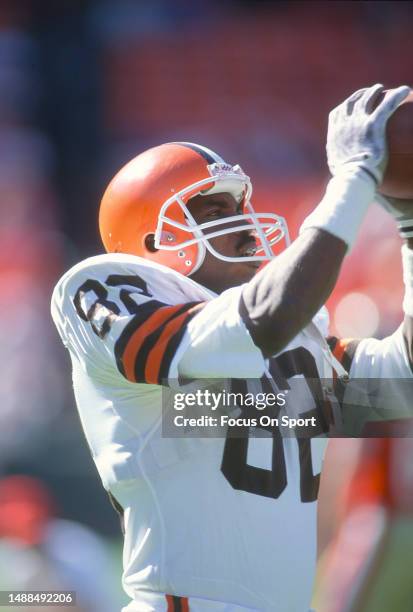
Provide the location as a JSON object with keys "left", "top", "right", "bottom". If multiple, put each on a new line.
{"left": 1, "top": 0, "right": 412, "bottom": 609}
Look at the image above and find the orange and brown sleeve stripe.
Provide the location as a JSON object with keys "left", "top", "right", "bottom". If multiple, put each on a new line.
{"left": 166, "top": 595, "right": 189, "bottom": 612}
{"left": 115, "top": 300, "right": 205, "bottom": 385}
{"left": 327, "top": 336, "right": 360, "bottom": 374}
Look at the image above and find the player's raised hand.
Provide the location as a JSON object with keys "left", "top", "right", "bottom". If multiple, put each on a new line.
{"left": 327, "top": 84, "right": 411, "bottom": 184}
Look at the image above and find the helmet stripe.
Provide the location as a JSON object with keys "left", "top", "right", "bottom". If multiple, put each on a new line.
{"left": 169, "top": 141, "right": 225, "bottom": 165}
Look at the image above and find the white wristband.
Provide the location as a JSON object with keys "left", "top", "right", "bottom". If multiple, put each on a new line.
{"left": 299, "top": 168, "right": 375, "bottom": 250}
{"left": 402, "top": 244, "right": 413, "bottom": 317}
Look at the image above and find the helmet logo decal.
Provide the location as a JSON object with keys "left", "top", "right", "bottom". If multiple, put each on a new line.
{"left": 207, "top": 162, "right": 247, "bottom": 179}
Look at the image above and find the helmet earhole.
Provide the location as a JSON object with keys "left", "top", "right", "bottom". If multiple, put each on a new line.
{"left": 178, "top": 251, "right": 185, "bottom": 258}
{"left": 145, "top": 234, "right": 159, "bottom": 253}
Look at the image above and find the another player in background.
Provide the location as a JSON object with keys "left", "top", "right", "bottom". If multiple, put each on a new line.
{"left": 314, "top": 424, "right": 413, "bottom": 611}
{"left": 315, "top": 191, "right": 413, "bottom": 612}
{"left": 0, "top": 475, "right": 118, "bottom": 612}
{"left": 315, "top": 432, "right": 413, "bottom": 612}
{"left": 51, "top": 84, "right": 413, "bottom": 612}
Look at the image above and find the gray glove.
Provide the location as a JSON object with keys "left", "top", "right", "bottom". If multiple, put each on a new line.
{"left": 327, "top": 84, "right": 411, "bottom": 184}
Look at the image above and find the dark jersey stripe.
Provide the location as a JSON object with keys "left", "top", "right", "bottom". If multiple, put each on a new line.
{"left": 341, "top": 340, "right": 359, "bottom": 372}
{"left": 114, "top": 299, "right": 203, "bottom": 384}
{"left": 106, "top": 273, "right": 152, "bottom": 296}
{"left": 402, "top": 315, "right": 413, "bottom": 374}
{"left": 172, "top": 596, "right": 182, "bottom": 612}
{"left": 132, "top": 303, "right": 194, "bottom": 382}
{"left": 328, "top": 336, "right": 360, "bottom": 408}
{"left": 327, "top": 336, "right": 360, "bottom": 372}
{"left": 166, "top": 596, "right": 188, "bottom": 612}
{"left": 157, "top": 308, "right": 202, "bottom": 384}
{"left": 134, "top": 302, "right": 201, "bottom": 383}
{"left": 107, "top": 492, "right": 125, "bottom": 534}
{"left": 114, "top": 300, "right": 165, "bottom": 376}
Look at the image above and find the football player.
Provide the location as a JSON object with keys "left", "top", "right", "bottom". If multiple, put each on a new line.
{"left": 51, "top": 84, "right": 413, "bottom": 612}
{"left": 315, "top": 431, "right": 413, "bottom": 612}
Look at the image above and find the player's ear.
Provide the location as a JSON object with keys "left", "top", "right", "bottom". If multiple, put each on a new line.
{"left": 144, "top": 234, "right": 159, "bottom": 253}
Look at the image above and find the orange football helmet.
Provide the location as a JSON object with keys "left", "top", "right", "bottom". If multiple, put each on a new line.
{"left": 99, "top": 142, "right": 289, "bottom": 276}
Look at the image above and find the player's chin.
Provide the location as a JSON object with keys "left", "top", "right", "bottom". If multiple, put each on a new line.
{"left": 240, "top": 257, "right": 261, "bottom": 270}
{"left": 232, "top": 260, "right": 261, "bottom": 282}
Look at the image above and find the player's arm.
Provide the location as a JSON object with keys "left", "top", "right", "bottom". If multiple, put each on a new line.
{"left": 316, "top": 507, "right": 413, "bottom": 612}
{"left": 325, "top": 203, "right": 413, "bottom": 380}
{"left": 401, "top": 246, "right": 413, "bottom": 371}
{"left": 240, "top": 85, "right": 410, "bottom": 357}
{"left": 325, "top": 233, "right": 413, "bottom": 434}
{"left": 376, "top": 194, "right": 413, "bottom": 367}
{"left": 240, "top": 227, "right": 346, "bottom": 357}
{"left": 316, "top": 435, "right": 413, "bottom": 612}
{"left": 178, "top": 86, "right": 412, "bottom": 378}
{"left": 335, "top": 201, "right": 413, "bottom": 380}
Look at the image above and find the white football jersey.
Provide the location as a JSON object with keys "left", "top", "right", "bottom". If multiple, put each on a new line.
{"left": 328, "top": 331, "right": 413, "bottom": 436}
{"left": 51, "top": 253, "right": 412, "bottom": 612}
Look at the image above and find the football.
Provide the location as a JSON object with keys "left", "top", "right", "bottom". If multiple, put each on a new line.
{"left": 380, "top": 89, "right": 413, "bottom": 199}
